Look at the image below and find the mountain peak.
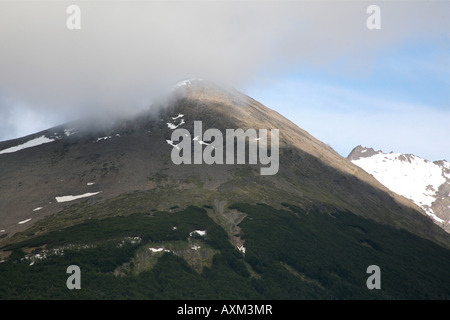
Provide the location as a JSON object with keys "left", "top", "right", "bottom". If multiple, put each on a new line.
{"left": 1, "top": 87, "right": 450, "bottom": 252}
{"left": 347, "top": 145, "right": 381, "bottom": 161}
{"left": 175, "top": 78, "right": 206, "bottom": 88}
{"left": 2, "top": 86, "right": 450, "bottom": 299}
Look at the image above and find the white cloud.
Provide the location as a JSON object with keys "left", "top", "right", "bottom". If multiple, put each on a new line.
{"left": 0, "top": 1, "right": 448, "bottom": 141}
{"left": 0, "top": 98, "right": 68, "bottom": 141}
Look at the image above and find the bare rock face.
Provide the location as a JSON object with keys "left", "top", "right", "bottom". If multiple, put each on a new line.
{"left": 347, "top": 145, "right": 382, "bottom": 161}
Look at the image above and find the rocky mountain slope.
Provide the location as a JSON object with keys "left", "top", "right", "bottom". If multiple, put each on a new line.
{"left": 1, "top": 80, "right": 449, "bottom": 299}
{"left": 1, "top": 80, "right": 446, "bottom": 246}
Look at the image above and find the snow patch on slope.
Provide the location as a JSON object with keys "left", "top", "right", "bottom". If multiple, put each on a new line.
{"left": 96, "top": 136, "right": 112, "bottom": 142}
{"left": 64, "top": 128, "right": 76, "bottom": 137}
{"left": 172, "top": 113, "right": 184, "bottom": 120}
{"left": 18, "top": 218, "right": 32, "bottom": 225}
{"left": 166, "top": 140, "right": 180, "bottom": 150}
{"left": 55, "top": 192, "right": 102, "bottom": 203}
{"left": 238, "top": 245, "right": 246, "bottom": 254}
{"left": 175, "top": 78, "right": 204, "bottom": 89}
{"left": 190, "top": 230, "right": 206, "bottom": 237}
{"left": 0, "top": 136, "right": 55, "bottom": 155}
{"left": 167, "top": 119, "right": 185, "bottom": 130}
{"left": 149, "top": 247, "right": 170, "bottom": 253}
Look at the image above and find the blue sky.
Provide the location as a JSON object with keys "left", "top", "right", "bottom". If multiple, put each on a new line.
{"left": 244, "top": 38, "right": 450, "bottom": 161}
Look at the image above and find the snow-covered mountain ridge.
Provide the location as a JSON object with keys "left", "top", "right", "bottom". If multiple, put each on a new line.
{"left": 348, "top": 146, "right": 450, "bottom": 232}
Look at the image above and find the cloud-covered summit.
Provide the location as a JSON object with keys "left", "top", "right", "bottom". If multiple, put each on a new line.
{"left": 0, "top": 1, "right": 448, "bottom": 142}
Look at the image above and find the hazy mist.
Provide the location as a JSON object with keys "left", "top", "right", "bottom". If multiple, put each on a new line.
{"left": 0, "top": 1, "right": 448, "bottom": 140}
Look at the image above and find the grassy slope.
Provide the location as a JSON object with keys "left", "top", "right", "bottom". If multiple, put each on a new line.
{"left": 1, "top": 202, "right": 449, "bottom": 300}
